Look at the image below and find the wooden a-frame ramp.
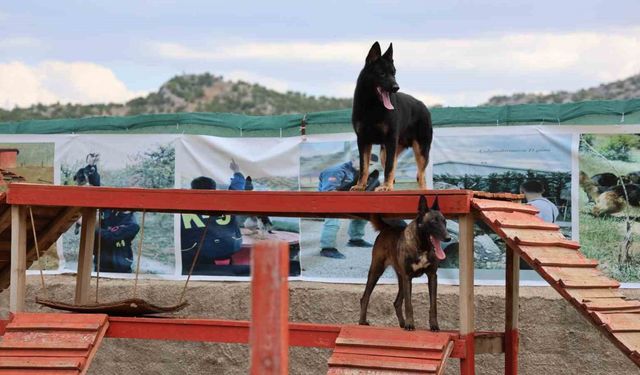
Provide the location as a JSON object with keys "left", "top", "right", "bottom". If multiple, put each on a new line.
{"left": 1, "top": 184, "right": 640, "bottom": 374}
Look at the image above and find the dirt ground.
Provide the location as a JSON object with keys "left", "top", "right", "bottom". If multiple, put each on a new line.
{"left": 1, "top": 276, "right": 640, "bottom": 374}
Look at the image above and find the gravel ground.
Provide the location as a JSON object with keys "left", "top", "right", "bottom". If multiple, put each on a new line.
{"left": 300, "top": 218, "right": 396, "bottom": 280}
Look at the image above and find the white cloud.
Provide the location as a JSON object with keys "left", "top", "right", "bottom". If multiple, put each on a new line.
{"left": 151, "top": 28, "right": 640, "bottom": 83}
{"left": 0, "top": 61, "right": 147, "bottom": 109}
{"left": 225, "top": 70, "right": 290, "bottom": 93}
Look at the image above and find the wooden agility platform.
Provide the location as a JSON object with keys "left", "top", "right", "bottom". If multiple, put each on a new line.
{"left": 1, "top": 183, "right": 640, "bottom": 374}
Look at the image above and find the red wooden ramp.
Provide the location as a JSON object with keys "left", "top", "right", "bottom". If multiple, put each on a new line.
{"left": 327, "top": 326, "right": 455, "bottom": 374}
{"left": 472, "top": 197, "right": 640, "bottom": 368}
{"left": 0, "top": 313, "right": 108, "bottom": 374}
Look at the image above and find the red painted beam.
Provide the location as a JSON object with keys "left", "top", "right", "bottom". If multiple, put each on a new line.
{"left": 105, "top": 318, "right": 341, "bottom": 348}
{"left": 105, "top": 316, "right": 500, "bottom": 360}
{"left": 6, "top": 183, "right": 472, "bottom": 217}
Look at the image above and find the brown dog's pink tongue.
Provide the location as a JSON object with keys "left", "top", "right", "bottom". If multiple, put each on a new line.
{"left": 376, "top": 87, "right": 394, "bottom": 110}
{"left": 431, "top": 236, "right": 446, "bottom": 260}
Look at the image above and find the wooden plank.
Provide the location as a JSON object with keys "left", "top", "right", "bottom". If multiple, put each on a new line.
{"left": 583, "top": 299, "right": 640, "bottom": 312}
{"left": 11, "top": 313, "right": 108, "bottom": 325}
{"left": 517, "top": 246, "right": 597, "bottom": 268}
{"left": 9, "top": 205, "right": 26, "bottom": 313}
{"left": 0, "top": 206, "right": 10, "bottom": 234}
{"left": 335, "top": 337, "right": 446, "bottom": 351}
{"left": 28, "top": 206, "right": 81, "bottom": 258}
{"left": 328, "top": 352, "right": 440, "bottom": 372}
{"left": 501, "top": 228, "right": 580, "bottom": 249}
{"left": 6, "top": 322, "right": 102, "bottom": 332}
{"left": 613, "top": 332, "right": 640, "bottom": 353}
{"left": 542, "top": 267, "right": 620, "bottom": 289}
{"left": 335, "top": 326, "right": 453, "bottom": 350}
{"left": 564, "top": 288, "right": 625, "bottom": 303}
{"left": 595, "top": 313, "right": 640, "bottom": 332}
{"left": 333, "top": 345, "right": 445, "bottom": 361}
{"left": 480, "top": 211, "right": 558, "bottom": 230}
{"left": 471, "top": 199, "right": 538, "bottom": 214}
{"left": 458, "top": 214, "right": 475, "bottom": 375}
{"left": 0, "top": 357, "right": 83, "bottom": 369}
{"left": 75, "top": 208, "right": 96, "bottom": 305}
{"left": 0, "top": 340, "right": 91, "bottom": 350}
{"left": 250, "top": 241, "right": 289, "bottom": 375}
{"left": 6, "top": 184, "right": 473, "bottom": 217}
{"left": 328, "top": 367, "right": 425, "bottom": 375}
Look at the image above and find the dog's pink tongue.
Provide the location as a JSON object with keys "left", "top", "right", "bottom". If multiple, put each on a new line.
{"left": 431, "top": 236, "right": 446, "bottom": 260}
{"left": 376, "top": 87, "right": 394, "bottom": 110}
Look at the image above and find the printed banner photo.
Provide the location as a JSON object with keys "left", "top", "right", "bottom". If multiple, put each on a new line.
{"left": 177, "top": 135, "right": 301, "bottom": 277}
{"left": 56, "top": 135, "right": 179, "bottom": 276}
{"left": 579, "top": 133, "right": 640, "bottom": 283}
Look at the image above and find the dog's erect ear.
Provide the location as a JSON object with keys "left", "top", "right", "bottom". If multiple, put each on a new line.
{"left": 366, "top": 42, "right": 382, "bottom": 65}
{"left": 431, "top": 196, "right": 440, "bottom": 211}
{"left": 382, "top": 43, "right": 393, "bottom": 61}
{"left": 418, "top": 195, "right": 428, "bottom": 218}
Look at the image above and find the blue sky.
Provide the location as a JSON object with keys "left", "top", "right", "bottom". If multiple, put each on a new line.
{"left": 1, "top": 0, "right": 639, "bottom": 109}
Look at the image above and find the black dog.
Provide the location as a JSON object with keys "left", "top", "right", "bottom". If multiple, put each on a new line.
{"left": 73, "top": 153, "right": 101, "bottom": 187}
{"left": 359, "top": 196, "right": 450, "bottom": 331}
{"left": 350, "top": 42, "right": 433, "bottom": 192}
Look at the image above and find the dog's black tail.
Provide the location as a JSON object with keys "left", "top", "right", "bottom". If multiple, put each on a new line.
{"left": 369, "top": 214, "right": 388, "bottom": 232}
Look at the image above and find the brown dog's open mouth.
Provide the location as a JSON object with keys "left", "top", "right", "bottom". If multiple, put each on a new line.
{"left": 376, "top": 86, "right": 394, "bottom": 110}
{"left": 431, "top": 235, "right": 446, "bottom": 260}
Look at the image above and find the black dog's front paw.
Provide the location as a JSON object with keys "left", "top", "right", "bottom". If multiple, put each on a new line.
{"left": 359, "top": 320, "right": 370, "bottom": 326}
{"left": 430, "top": 325, "right": 440, "bottom": 332}
{"left": 404, "top": 323, "right": 415, "bottom": 331}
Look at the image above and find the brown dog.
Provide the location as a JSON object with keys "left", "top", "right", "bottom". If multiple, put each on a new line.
{"left": 359, "top": 195, "right": 450, "bottom": 331}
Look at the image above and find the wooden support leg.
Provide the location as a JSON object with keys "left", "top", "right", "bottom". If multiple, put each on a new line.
{"left": 458, "top": 214, "right": 475, "bottom": 375}
{"left": 505, "top": 246, "right": 520, "bottom": 375}
{"left": 75, "top": 208, "right": 97, "bottom": 305}
{"left": 9, "top": 206, "right": 27, "bottom": 313}
{"left": 250, "top": 241, "right": 289, "bottom": 375}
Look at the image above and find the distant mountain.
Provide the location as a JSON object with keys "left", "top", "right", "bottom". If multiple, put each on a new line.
{"left": 483, "top": 73, "right": 640, "bottom": 106}
{"left": 0, "top": 73, "right": 353, "bottom": 122}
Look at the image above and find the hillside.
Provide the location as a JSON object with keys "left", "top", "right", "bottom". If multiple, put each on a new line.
{"left": 0, "top": 73, "right": 352, "bottom": 122}
{"left": 484, "top": 73, "right": 640, "bottom": 106}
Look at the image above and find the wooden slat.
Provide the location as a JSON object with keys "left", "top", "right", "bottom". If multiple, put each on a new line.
{"left": 517, "top": 246, "right": 596, "bottom": 269}
{"left": 613, "top": 332, "right": 640, "bottom": 353}
{"left": 336, "top": 337, "right": 445, "bottom": 351}
{"left": 481, "top": 210, "right": 559, "bottom": 230}
{"left": 329, "top": 352, "right": 440, "bottom": 372}
{"left": 333, "top": 345, "right": 445, "bottom": 361}
{"left": 0, "top": 340, "right": 92, "bottom": 350}
{"left": 328, "top": 367, "right": 417, "bottom": 375}
{"left": 10, "top": 313, "right": 108, "bottom": 325}
{"left": 542, "top": 267, "right": 620, "bottom": 288}
{"left": 0, "top": 357, "right": 83, "bottom": 369}
{"left": 565, "top": 288, "right": 625, "bottom": 303}
{"left": 501, "top": 228, "right": 579, "bottom": 249}
{"left": 595, "top": 313, "right": 640, "bottom": 332}
{"left": 6, "top": 322, "right": 102, "bottom": 332}
{"left": 472, "top": 198, "right": 538, "bottom": 214}
{"left": 583, "top": 299, "right": 640, "bottom": 312}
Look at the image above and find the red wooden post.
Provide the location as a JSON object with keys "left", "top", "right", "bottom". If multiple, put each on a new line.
{"left": 250, "top": 241, "right": 289, "bottom": 375}
{"left": 505, "top": 246, "right": 520, "bottom": 375}
{"left": 459, "top": 214, "right": 475, "bottom": 375}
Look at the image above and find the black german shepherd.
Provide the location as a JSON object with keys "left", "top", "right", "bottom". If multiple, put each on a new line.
{"left": 350, "top": 42, "right": 433, "bottom": 192}
{"left": 359, "top": 196, "right": 450, "bottom": 331}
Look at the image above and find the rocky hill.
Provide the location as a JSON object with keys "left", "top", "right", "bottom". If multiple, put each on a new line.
{"left": 484, "top": 73, "right": 640, "bottom": 106}
{"left": 0, "top": 73, "right": 352, "bottom": 122}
